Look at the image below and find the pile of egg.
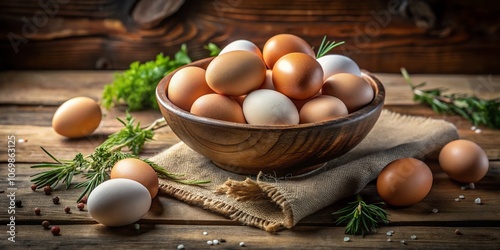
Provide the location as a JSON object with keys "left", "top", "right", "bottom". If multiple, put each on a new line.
{"left": 167, "top": 34, "right": 375, "bottom": 125}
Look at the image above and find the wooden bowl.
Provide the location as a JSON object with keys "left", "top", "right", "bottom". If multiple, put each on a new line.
{"left": 156, "top": 57, "right": 385, "bottom": 176}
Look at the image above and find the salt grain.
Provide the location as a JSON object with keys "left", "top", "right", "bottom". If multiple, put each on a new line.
{"left": 177, "top": 244, "right": 185, "bottom": 250}
{"left": 455, "top": 229, "right": 463, "bottom": 235}
{"left": 207, "top": 240, "right": 213, "bottom": 246}
{"left": 239, "top": 242, "right": 246, "bottom": 247}
{"left": 432, "top": 208, "right": 439, "bottom": 213}
{"left": 213, "top": 239, "right": 219, "bottom": 245}
{"left": 400, "top": 240, "right": 406, "bottom": 245}
{"left": 469, "top": 183, "right": 476, "bottom": 189}
{"left": 386, "top": 231, "right": 393, "bottom": 236}
{"left": 387, "top": 238, "right": 392, "bottom": 242}
{"left": 459, "top": 195, "right": 465, "bottom": 199}
{"left": 203, "top": 231, "right": 208, "bottom": 235}
{"left": 455, "top": 198, "right": 460, "bottom": 202}
{"left": 134, "top": 223, "right": 140, "bottom": 230}
{"left": 474, "top": 198, "right": 482, "bottom": 204}
{"left": 343, "top": 237, "right": 350, "bottom": 242}
{"left": 471, "top": 126, "right": 477, "bottom": 130}
{"left": 474, "top": 129, "right": 482, "bottom": 134}
{"left": 460, "top": 186, "right": 467, "bottom": 190}
{"left": 410, "top": 235, "right": 417, "bottom": 240}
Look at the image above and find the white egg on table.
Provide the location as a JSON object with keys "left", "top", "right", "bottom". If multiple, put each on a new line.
{"left": 316, "top": 54, "right": 361, "bottom": 80}
{"left": 87, "top": 178, "right": 152, "bottom": 227}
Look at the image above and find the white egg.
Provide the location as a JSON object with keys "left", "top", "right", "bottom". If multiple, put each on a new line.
{"left": 317, "top": 54, "right": 361, "bottom": 80}
{"left": 243, "top": 89, "right": 299, "bottom": 125}
{"left": 87, "top": 178, "right": 152, "bottom": 227}
{"left": 219, "top": 40, "right": 263, "bottom": 58}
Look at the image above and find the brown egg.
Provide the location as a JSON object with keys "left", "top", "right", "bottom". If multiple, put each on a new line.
{"left": 272, "top": 52, "right": 324, "bottom": 100}
{"left": 299, "top": 95, "right": 348, "bottom": 123}
{"left": 205, "top": 50, "right": 266, "bottom": 96}
{"left": 110, "top": 158, "right": 159, "bottom": 198}
{"left": 262, "top": 34, "right": 316, "bottom": 69}
{"left": 377, "top": 158, "right": 433, "bottom": 207}
{"left": 438, "top": 139, "right": 489, "bottom": 183}
{"left": 168, "top": 66, "right": 214, "bottom": 111}
{"left": 190, "top": 94, "right": 246, "bottom": 123}
{"left": 322, "top": 73, "right": 374, "bottom": 113}
{"left": 52, "top": 97, "right": 102, "bottom": 138}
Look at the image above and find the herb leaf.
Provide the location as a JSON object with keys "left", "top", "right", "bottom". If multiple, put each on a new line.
{"left": 316, "top": 35, "right": 345, "bottom": 58}
{"left": 402, "top": 68, "right": 500, "bottom": 129}
{"left": 31, "top": 114, "right": 209, "bottom": 202}
{"left": 102, "top": 44, "right": 191, "bottom": 111}
{"left": 333, "top": 194, "right": 389, "bottom": 237}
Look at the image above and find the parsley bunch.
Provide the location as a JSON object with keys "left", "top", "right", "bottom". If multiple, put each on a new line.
{"left": 102, "top": 43, "right": 221, "bottom": 111}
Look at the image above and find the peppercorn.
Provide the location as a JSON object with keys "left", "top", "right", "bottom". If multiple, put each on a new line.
{"left": 43, "top": 185, "right": 52, "bottom": 195}
{"left": 52, "top": 196, "right": 60, "bottom": 204}
{"left": 79, "top": 195, "right": 88, "bottom": 204}
{"left": 31, "top": 184, "right": 37, "bottom": 191}
{"left": 77, "top": 203, "right": 85, "bottom": 211}
{"left": 15, "top": 199, "right": 22, "bottom": 208}
{"left": 42, "top": 220, "right": 50, "bottom": 229}
{"left": 64, "top": 206, "right": 71, "bottom": 214}
{"left": 34, "top": 207, "right": 41, "bottom": 215}
{"left": 51, "top": 226, "right": 60, "bottom": 236}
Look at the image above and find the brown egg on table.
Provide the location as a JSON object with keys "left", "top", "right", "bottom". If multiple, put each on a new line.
{"left": 168, "top": 66, "right": 214, "bottom": 111}
{"left": 262, "top": 33, "right": 316, "bottom": 69}
{"left": 272, "top": 52, "right": 324, "bottom": 100}
{"left": 322, "top": 73, "right": 374, "bottom": 113}
{"left": 52, "top": 96, "right": 102, "bottom": 138}
{"left": 438, "top": 139, "right": 489, "bottom": 183}
{"left": 191, "top": 94, "right": 246, "bottom": 123}
{"left": 205, "top": 50, "right": 266, "bottom": 96}
{"left": 299, "top": 95, "right": 348, "bottom": 123}
{"left": 110, "top": 158, "right": 159, "bottom": 199}
{"left": 377, "top": 158, "right": 433, "bottom": 207}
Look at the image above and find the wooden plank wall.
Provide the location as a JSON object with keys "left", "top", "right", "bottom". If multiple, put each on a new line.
{"left": 0, "top": 0, "right": 499, "bottom": 74}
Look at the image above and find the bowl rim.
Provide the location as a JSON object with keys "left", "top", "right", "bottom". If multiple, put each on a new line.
{"left": 156, "top": 57, "right": 385, "bottom": 131}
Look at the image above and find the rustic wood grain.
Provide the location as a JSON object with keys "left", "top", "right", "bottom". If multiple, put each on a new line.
{"left": 0, "top": 70, "right": 498, "bottom": 248}
{"left": 1, "top": 1, "right": 499, "bottom": 73}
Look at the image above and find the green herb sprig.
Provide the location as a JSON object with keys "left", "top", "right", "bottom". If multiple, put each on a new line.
{"left": 102, "top": 43, "right": 221, "bottom": 111}
{"left": 402, "top": 68, "right": 500, "bottom": 129}
{"left": 316, "top": 35, "right": 345, "bottom": 58}
{"left": 333, "top": 194, "right": 389, "bottom": 237}
{"left": 31, "top": 113, "right": 209, "bottom": 202}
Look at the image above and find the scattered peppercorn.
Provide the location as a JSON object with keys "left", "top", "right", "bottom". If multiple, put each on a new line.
{"left": 34, "top": 207, "right": 41, "bottom": 215}
{"left": 52, "top": 196, "right": 60, "bottom": 204}
{"left": 64, "top": 206, "right": 71, "bottom": 214}
{"left": 31, "top": 184, "right": 37, "bottom": 191}
{"left": 77, "top": 202, "right": 85, "bottom": 211}
{"left": 15, "top": 199, "right": 22, "bottom": 208}
{"left": 42, "top": 220, "right": 50, "bottom": 229}
{"left": 43, "top": 185, "right": 52, "bottom": 195}
{"left": 455, "top": 229, "right": 463, "bottom": 235}
{"left": 79, "top": 195, "right": 88, "bottom": 204}
{"left": 51, "top": 226, "right": 60, "bottom": 236}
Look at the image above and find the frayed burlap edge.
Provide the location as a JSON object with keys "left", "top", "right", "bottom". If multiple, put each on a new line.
{"left": 159, "top": 178, "right": 291, "bottom": 233}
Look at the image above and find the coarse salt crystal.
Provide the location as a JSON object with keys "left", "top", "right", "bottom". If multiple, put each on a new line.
{"left": 455, "top": 198, "right": 460, "bottom": 202}
{"left": 469, "top": 183, "right": 475, "bottom": 189}
{"left": 207, "top": 240, "right": 213, "bottom": 246}
{"left": 177, "top": 244, "right": 185, "bottom": 250}
{"left": 459, "top": 195, "right": 465, "bottom": 199}
{"left": 432, "top": 208, "right": 439, "bottom": 213}
{"left": 474, "top": 198, "right": 482, "bottom": 204}
{"left": 203, "top": 231, "right": 208, "bottom": 235}
{"left": 239, "top": 242, "right": 246, "bottom": 247}
{"left": 411, "top": 235, "right": 417, "bottom": 240}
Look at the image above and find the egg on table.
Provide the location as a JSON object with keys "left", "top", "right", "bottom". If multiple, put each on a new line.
{"left": 52, "top": 96, "right": 102, "bottom": 138}
{"left": 87, "top": 178, "right": 152, "bottom": 227}
{"left": 376, "top": 158, "right": 433, "bottom": 207}
{"left": 110, "top": 158, "right": 159, "bottom": 198}
{"left": 438, "top": 139, "right": 489, "bottom": 183}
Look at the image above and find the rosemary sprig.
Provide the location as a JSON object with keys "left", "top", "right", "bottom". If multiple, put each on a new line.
{"left": 333, "top": 194, "right": 389, "bottom": 237}
{"left": 316, "top": 35, "right": 345, "bottom": 58}
{"left": 30, "top": 112, "right": 209, "bottom": 202}
{"left": 402, "top": 67, "right": 500, "bottom": 129}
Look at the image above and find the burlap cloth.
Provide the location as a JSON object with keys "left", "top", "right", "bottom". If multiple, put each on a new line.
{"left": 151, "top": 109, "right": 459, "bottom": 232}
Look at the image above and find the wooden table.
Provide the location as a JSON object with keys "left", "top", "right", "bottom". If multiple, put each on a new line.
{"left": 0, "top": 71, "right": 499, "bottom": 249}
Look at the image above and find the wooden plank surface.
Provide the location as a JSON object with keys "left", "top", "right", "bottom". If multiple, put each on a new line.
{"left": 1, "top": 1, "right": 499, "bottom": 74}
{"left": 0, "top": 70, "right": 499, "bottom": 249}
